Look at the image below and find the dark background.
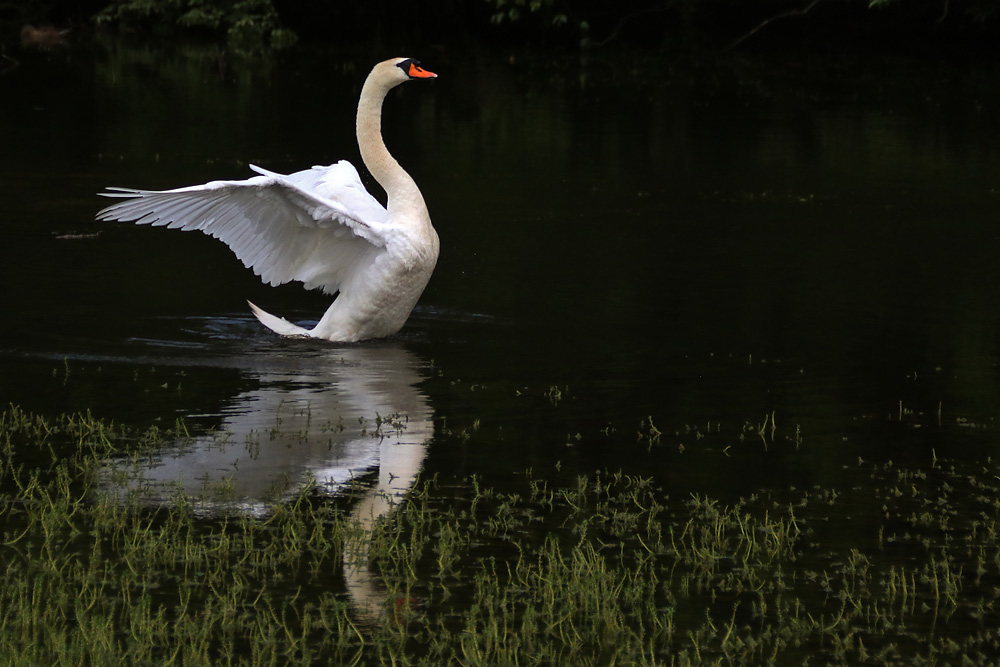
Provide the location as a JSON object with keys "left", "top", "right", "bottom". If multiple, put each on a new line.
{"left": 7, "top": 0, "right": 1000, "bottom": 58}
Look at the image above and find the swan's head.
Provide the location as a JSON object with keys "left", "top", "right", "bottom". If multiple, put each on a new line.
{"left": 377, "top": 58, "right": 437, "bottom": 87}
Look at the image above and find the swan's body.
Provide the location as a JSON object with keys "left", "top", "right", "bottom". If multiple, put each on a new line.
{"left": 97, "top": 58, "right": 439, "bottom": 342}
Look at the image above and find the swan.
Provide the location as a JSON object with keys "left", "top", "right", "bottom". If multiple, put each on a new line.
{"left": 96, "top": 58, "right": 439, "bottom": 343}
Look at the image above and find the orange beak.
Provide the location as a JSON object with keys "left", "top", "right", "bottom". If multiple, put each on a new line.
{"left": 408, "top": 62, "right": 437, "bottom": 79}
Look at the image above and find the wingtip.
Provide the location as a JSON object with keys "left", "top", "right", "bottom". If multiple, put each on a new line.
{"left": 97, "top": 188, "right": 133, "bottom": 198}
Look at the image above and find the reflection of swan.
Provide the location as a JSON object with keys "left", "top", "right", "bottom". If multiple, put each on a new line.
{"left": 97, "top": 58, "right": 440, "bottom": 343}
{"left": 101, "top": 343, "right": 432, "bottom": 621}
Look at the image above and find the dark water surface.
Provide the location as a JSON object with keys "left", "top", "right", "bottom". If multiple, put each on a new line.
{"left": 3, "top": 42, "right": 1000, "bottom": 658}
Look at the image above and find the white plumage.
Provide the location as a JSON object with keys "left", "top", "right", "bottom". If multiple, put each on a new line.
{"left": 97, "top": 58, "right": 439, "bottom": 342}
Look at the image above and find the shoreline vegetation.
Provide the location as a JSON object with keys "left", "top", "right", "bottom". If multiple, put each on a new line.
{"left": 3, "top": 404, "right": 1000, "bottom": 665}
{"left": 5, "top": 0, "right": 1000, "bottom": 57}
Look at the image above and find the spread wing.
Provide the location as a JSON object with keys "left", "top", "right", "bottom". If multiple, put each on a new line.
{"left": 96, "top": 161, "right": 389, "bottom": 295}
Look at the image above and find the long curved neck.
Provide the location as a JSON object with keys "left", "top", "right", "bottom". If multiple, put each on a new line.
{"left": 356, "top": 72, "right": 428, "bottom": 221}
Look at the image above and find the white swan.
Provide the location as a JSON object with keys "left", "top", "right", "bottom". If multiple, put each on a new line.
{"left": 96, "top": 58, "right": 439, "bottom": 343}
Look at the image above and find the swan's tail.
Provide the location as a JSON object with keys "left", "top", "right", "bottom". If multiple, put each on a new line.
{"left": 247, "top": 301, "right": 312, "bottom": 337}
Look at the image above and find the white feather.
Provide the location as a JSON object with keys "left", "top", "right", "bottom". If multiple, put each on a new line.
{"left": 98, "top": 161, "right": 383, "bottom": 297}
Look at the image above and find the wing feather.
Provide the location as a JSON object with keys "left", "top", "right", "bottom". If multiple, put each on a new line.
{"left": 96, "top": 162, "right": 388, "bottom": 295}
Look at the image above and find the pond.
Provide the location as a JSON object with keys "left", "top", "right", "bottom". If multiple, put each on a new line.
{"left": 3, "top": 41, "right": 1000, "bottom": 664}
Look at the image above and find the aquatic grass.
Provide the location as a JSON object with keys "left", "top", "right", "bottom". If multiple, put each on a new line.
{"left": 0, "top": 409, "right": 367, "bottom": 665}
{"left": 5, "top": 407, "right": 1000, "bottom": 664}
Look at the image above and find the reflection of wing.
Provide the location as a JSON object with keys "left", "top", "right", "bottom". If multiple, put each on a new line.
{"left": 99, "top": 345, "right": 432, "bottom": 509}
{"left": 97, "top": 162, "right": 389, "bottom": 296}
{"left": 97, "top": 344, "right": 432, "bottom": 623}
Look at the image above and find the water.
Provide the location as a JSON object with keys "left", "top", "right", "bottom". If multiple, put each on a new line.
{"left": 3, "top": 42, "right": 1000, "bottom": 657}
{"left": 4, "top": 44, "right": 1000, "bottom": 483}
